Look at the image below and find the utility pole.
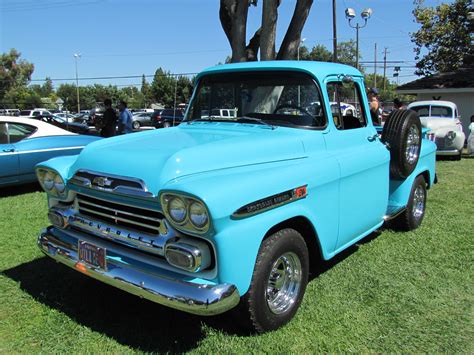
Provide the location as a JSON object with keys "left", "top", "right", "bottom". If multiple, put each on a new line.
{"left": 374, "top": 43, "right": 377, "bottom": 89}
{"left": 383, "top": 47, "right": 389, "bottom": 92}
{"left": 332, "top": 0, "right": 337, "bottom": 62}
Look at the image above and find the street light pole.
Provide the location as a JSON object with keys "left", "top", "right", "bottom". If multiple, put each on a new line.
{"left": 73, "top": 53, "right": 81, "bottom": 113}
{"left": 345, "top": 8, "right": 372, "bottom": 71}
{"left": 297, "top": 37, "right": 306, "bottom": 61}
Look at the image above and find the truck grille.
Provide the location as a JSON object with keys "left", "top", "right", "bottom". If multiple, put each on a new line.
{"left": 76, "top": 194, "right": 164, "bottom": 235}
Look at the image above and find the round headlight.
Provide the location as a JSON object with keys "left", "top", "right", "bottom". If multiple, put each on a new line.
{"left": 447, "top": 131, "right": 456, "bottom": 140}
{"left": 189, "top": 201, "right": 208, "bottom": 228}
{"left": 54, "top": 174, "right": 65, "bottom": 193}
{"left": 168, "top": 197, "right": 187, "bottom": 223}
{"left": 43, "top": 171, "right": 55, "bottom": 190}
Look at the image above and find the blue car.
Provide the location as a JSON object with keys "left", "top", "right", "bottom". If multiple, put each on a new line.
{"left": 36, "top": 61, "right": 436, "bottom": 333}
{"left": 0, "top": 116, "right": 101, "bottom": 187}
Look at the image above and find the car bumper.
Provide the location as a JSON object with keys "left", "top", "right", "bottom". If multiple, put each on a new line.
{"left": 436, "top": 149, "right": 461, "bottom": 156}
{"left": 37, "top": 226, "right": 240, "bottom": 316}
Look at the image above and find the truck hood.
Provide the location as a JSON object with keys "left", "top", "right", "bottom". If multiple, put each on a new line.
{"left": 68, "top": 123, "right": 307, "bottom": 194}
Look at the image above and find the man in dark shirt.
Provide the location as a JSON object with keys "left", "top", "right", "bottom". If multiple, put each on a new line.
{"left": 100, "top": 99, "right": 117, "bottom": 137}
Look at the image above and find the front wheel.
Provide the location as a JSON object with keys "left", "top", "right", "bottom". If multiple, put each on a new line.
{"left": 132, "top": 121, "right": 140, "bottom": 130}
{"left": 238, "top": 228, "right": 309, "bottom": 333}
{"left": 393, "top": 175, "right": 427, "bottom": 231}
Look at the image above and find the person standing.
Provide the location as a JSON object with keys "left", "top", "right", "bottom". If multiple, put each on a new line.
{"left": 367, "top": 87, "right": 381, "bottom": 125}
{"left": 118, "top": 100, "right": 133, "bottom": 134}
{"left": 393, "top": 98, "right": 406, "bottom": 110}
{"left": 100, "top": 98, "right": 117, "bottom": 137}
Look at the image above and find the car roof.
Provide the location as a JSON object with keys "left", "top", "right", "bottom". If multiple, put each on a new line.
{"left": 407, "top": 100, "right": 457, "bottom": 109}
{"left": 0, "top": 116, "right": 76, "bottom": 138}
{"left": 198, "top": 60, "right": 363, "bottom": 83}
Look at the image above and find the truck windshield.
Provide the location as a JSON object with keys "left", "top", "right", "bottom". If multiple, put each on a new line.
{"left": 186, "top": 71, "right": 327, "bottom": 129}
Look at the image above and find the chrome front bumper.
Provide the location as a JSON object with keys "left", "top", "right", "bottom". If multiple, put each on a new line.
{"left": 435, "top": 149, "right": 461, "bottom": 156}
{"left": 37, "top": 226, "right": 240, "bottom": 316}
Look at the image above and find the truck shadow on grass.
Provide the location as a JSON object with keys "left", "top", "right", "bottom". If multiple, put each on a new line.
{"left": 2, "top": 231, "right": 381, "bottom": 350}
{"left": 0, "top": 182, "right": 42, "bottom": 198}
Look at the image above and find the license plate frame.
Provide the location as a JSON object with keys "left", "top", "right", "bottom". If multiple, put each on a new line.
{"left": 78, "top": 240, "right": 107, "bottom": 271}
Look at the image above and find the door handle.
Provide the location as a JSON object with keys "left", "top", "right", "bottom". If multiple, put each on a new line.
{"left": 367, "top": 134, "right": 378, "bottom": 142}
{"left": 2, "top": 148, "right": 15, "bottom": 153}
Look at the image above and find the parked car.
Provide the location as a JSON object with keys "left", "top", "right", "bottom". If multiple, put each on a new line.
{"left": 151, "top": 108, "right": 184, "bottom": 128}
{"left": 55, "top": 112, "right": 76, "bottom": 123}
{"left": 0, "top": 116, "right": 100, "bottom": 187}
{"left": 131, "top": 111, "right": 154, "bottom": 129}
{"left": 19, "top": 109, "right": 52, "bottom": 118}
{"left": 36, "top": 61, "right": 436, "bottom": 333}
{"left": 407, "top": 100, "right": 465, "bottom": 159}
{"left": 36, "top": 114, "right": 90, "bottom": 135}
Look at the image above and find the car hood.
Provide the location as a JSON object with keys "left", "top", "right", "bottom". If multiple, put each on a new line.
{"left": 420, "top": 117, "right": 461, "bottom": 131}
{"left": 68, "top": 123, "right": 307, "bottom": 193}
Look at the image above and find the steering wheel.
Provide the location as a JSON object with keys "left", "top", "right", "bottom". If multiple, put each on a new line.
{"left": 273, "top": 104, "right": 311, "bottom": 116}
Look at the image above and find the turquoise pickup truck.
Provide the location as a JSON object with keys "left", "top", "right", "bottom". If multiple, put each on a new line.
{"left": 36, "top": 61, "right": 436, "bottom": 333}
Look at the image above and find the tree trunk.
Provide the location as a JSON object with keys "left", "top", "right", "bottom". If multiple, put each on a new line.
{"left": 277, "top": 0, "right": 313, "bottom": 60}
{"left": 260, "top": 0, "right": 280, "bottom": 61}
{"left": 220, "top": 0, "right": 250, "bottom": 63}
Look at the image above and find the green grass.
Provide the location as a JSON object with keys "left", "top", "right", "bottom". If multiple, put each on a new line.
{"left": 1, "top": 160, "right": 473, "bottom": 352}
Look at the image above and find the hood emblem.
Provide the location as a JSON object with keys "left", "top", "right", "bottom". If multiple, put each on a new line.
{"left": 93, "top": 176, "right": 113, "bottom": 188}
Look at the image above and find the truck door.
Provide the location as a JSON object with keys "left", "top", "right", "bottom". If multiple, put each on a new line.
{"left": 323, "top": 78, "right": 390, "bottom": 251}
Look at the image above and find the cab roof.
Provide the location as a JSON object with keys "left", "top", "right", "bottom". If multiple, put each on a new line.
{"left": 198, "top": 60, "right": 363, "bottom": 82}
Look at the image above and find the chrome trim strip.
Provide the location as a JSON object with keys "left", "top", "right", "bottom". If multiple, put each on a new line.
{"left": 78, "top": 205, "right": 162, "bottom": 232}
{"left": 383, "top": 207, "right": 407, "bottom": 221}
{"left": 77, "top": 198, "right": 163, "bottom": 223}
{"left": 38, "top": 227, "right": 239, "bottom": 316}
{"left": 76, "top": 193, "right": 161, "bottom": 213}
{"left": 69, "top": 213, "right": 171, "bottom": 255}
{"left": 70, "top": 169, "right": 154, "bottom": 198}
{"left": 0, "top": 146, "right": 85, "bottom": 156}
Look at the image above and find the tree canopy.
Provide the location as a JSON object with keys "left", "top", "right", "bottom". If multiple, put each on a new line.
{"left": 411, "top": 0, "right": 472, "bottom": 76}
{"left": 0, "top": 49, "right": 34, "bottom": 102}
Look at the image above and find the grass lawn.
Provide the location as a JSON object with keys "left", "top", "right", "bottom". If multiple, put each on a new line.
{"left": 0, "top": 159, "right": 473, "bottom": 352}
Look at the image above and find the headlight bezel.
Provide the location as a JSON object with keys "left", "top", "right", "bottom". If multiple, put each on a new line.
{"left": 36, "top": 167, "right": 67, "bottom": 197}
{"left": 160, "top": 192, "right": 211, "bottom": 234}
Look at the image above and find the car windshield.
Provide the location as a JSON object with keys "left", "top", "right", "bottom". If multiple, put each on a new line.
{"left": 186, "top": 71, "right": 326, "bottom": 129}
{"left": 411, "top": 105, "right": 453, "bottom": 118}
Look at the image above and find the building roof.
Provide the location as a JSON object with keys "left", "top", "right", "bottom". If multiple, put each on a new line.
{"left": 397, "top": 62, "right": 474, "bottom": 93}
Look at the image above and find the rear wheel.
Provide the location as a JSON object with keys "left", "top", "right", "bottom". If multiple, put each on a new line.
{"left": 392, "top": 175, "right": 427, "bottom": 231}
{"left": 381, "top": 109, "right": 422, "bottom": 179}
{"left": 237, "top": 228, "right": 309, "bottom": 333}
{"left": 132, "top": 121, "right": 140, "bottom": 130}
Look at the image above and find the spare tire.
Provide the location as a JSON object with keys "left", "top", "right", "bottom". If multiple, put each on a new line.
{"left": 381, "top": 109, "right": 422, "bottom": 180}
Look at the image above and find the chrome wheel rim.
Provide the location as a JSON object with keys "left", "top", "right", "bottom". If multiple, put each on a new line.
{"left": 406, "top": 124, "right": 420, "bottom": 165}
{"left": 266, "top": 252, "right": 302, "bottom": 315}
{"left": 412, "top": 184, "right": 425, "bottom": 221}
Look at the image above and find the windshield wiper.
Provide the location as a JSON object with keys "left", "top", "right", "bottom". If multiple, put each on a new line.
{"left": 236, "top": 116, "right": 276, "bottom": 130}
{"left": 186, "top": 116, "right": 227, "bottom": 124}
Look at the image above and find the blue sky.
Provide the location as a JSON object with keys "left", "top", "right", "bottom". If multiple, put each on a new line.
{"left": 0, "top": 0, "right": 451, "bottom": 88}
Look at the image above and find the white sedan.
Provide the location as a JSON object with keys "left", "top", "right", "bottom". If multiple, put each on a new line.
{"left": 408, "top": 100, "right": 465, "bottom": 159}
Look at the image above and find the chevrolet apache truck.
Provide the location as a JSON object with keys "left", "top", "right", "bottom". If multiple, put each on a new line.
{"left": 36, "top": 61, "right": 436, "bottom": 333}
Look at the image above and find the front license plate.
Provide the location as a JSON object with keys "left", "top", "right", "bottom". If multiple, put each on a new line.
{"left": 78, "top": 241, "right": 107, "bottom": 270}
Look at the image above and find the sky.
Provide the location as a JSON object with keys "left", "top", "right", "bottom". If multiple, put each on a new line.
{"left": 0, "top": 0, "right": 452, "bottom": 89}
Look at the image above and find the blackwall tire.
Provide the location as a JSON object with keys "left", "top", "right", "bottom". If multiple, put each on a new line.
{"left": 237, "top": 228, "right": 309, "bottom": 333}
{"left": 381, "top": 109, "right": 422, "bottom": 179}
{"left": 392, "top": 174, "right": 427, "bottom": 231}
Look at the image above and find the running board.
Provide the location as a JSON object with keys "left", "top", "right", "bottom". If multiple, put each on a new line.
{"left": 383, "top": 206, "right": 407, "bottom": 221}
